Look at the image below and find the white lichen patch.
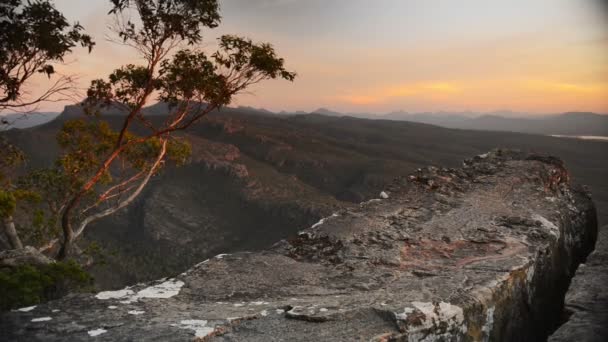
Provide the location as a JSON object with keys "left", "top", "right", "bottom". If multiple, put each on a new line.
{"left": 128, "top": 310, "right": 145, "bottom": 315}
{"left": 526, "top": 264, "right": 535, "bottom": 283}
{"left": 260, "top": 310, "right": 268, "bottom": 316}
{"left": 276, "top": 309, "right": 285, "bottom": 314}
{"left": 532, "top": 214, "right": 560, "bottom": 238}
{"left": 176, "top": 320, "right": 215, "bottom": 338}
{"left": 311, "top": 218, "right": 326, "bottom": 229}
{"left": 394, "top": 301, "right": 467, "bottom": 339}
{"left": 394, "top": 307, "right": 414, "bottom": 321}
{"left": 436, "top": 302, "right": 465, "bottom": 326}
{"left": 31, "top": 317, "right": 52, "bottom": 322}
{"left": 233, "top": 303, "right": 245, "bottom": 307}
{"left": 17, "top": 305, "right": 36, "bottom": 312}
{"left": 136, "top": 279, "right": 184, "bottom": 299}
{"left": 481, "top": 306, "right": 495, "bottom": 341}
{"left": 319, "top": 308, "right": 328, "bottom": 312}
{"left": 96, "top": 289, "right": 135, "bottom": 300}
{"left": 194, "top": 259, "right": 210, "bottom": 267}
{"left": 310, "top": 213, "right": 340, "bottom": 229}
{"left": 108, "top": 306, "right": 118, "bottom": 310}
{"left": 96, "top": 279, "right": 184, "bottom": 304}
{"left": 88, "top": 328, "right": 107, "bottom": 337}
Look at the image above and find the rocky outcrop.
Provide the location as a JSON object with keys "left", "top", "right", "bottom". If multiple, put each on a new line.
{"left": 0, "top": 150, "right": 597, "bottom": 341}
{"left": 0, "top": 246, "right": 53, "bottom": 268}
{"left": 549, "top": 225, "right": 608, "bottom": 341}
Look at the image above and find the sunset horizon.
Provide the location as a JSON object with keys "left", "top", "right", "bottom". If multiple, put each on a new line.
{"left": 1, "top": 1, "right": 607, "bottom": 340}
{"left": 6, "top": 0, "right": 606, "bottom": 115}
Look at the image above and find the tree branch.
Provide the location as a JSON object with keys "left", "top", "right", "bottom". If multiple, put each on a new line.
{"left": 72, "top": 138, "right": 167, "bottom": 240}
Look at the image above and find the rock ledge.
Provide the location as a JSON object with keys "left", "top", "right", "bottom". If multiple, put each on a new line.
{"left": 0, "top": 150, "right": 597, "bottom": 341}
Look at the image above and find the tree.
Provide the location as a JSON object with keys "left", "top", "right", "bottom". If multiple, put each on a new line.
{"left": 0, "top": 138, "right": 26, "bottom": 249}
{"left": 0, "top": 0, "right": 94, "bottom": 117}
{"left": 0, "top": 0, "right": 93, "bottom": 250}
{"left": 56, "top": 0, "right": 295, "bottom": 259}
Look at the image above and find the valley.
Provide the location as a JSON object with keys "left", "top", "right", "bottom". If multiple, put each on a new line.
{"left": 4, "top": 106, "right": 607, "bottom": 289}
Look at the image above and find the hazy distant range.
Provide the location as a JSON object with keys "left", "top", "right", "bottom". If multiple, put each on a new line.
{"left": 0, "top": 112, "right": 60, "bottom": 130}
{"left": 305, "top": 108, "right": 608, "bottom": 138}
{"left": 2, "top": 106, "right": 608, "bottom": 137}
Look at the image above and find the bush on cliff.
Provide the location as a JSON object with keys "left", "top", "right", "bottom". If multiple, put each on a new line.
{"left": 0, "top": 261, "right": 92, "bottom": 311}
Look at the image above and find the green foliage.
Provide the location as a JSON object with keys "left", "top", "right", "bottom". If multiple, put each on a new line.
{"left": 18, "top": 168, "right": 71, "bottom": 204}
{"left": 215, "top": 35, "right": 296, "bottom": 81}
{"left": 0, "top": 0, "right": 94, "bottom": 104}
{"left": 49, "top": 0, "right": 294, "bottom": 259}
{"left": 7, "top": 167, "right": 71, "bottom": 247}
{"left": 55, "top": 119, "right": 189, "bottom": 187}
{"left": 157, "top": 49, "right": 225, "bottom": 106}
{"left": 82, "top": 241, "right": 108, "bottom": 266}
{"left": 166, "top": 138, "right": 192, "bottom": 166}
{"left": 109, "top": 0, "right": 221, "bottom": 45}
{"left": 0, "top": 137, "right": 25, "bottom": 184}
{"left": 0, "top": 189, "right": 16, "bottom": 218}
{"left": 87, "top": 1, "right": 295, "bottom": 114}
{"left": 57, "top": 119, "right": 116, "bottom": 181}
{"left": 0, "top": 261, "right": 93, "bottom": 311}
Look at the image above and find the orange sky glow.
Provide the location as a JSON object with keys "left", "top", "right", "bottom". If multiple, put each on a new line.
{"left": 19, "top": 0, "right": 608, "bottom": 115}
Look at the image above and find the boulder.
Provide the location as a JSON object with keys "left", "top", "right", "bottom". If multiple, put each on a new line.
{"left": 0, "top": 246, "right": 53, "bottom": 269}
{"left": 0, "top": 150, "right": 597, "bottom": 341}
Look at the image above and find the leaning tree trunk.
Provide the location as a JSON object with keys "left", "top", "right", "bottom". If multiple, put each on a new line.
{"left": 56, "top": 139, "right": 168, "bottom": 260}
{"left": 2, "top": 215, "right": 23, "bottom": 250}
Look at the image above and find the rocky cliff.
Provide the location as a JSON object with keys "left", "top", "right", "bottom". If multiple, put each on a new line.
{"left": 549, "top": 225, "right": 608, "bottom": 341}
{"left": 6, "top": 108, "right": 608, "bottom": 291}
{"left": 0, "top": 150, "right": 598, "bottom": 341}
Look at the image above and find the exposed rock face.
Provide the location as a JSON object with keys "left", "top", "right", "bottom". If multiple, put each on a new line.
{"left": 0, "top": 150, "right": 597, "bottom": 341}
{"left": 0, "top": 246, "right": 53, "bottom": 268}
{"left": 549, "top": 225, "right": 608, "bottom": 341}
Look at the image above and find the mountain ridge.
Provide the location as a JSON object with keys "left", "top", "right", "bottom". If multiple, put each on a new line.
{"left": 2, "top": 104, "right": 607, "bottom": 289}
{"left": 4, "top": 103, "right": 607, "bottom": 136}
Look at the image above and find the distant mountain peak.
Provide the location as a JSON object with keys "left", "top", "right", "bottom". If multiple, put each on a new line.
{"left": 312, "top": 108, "right": 342, "bottom": 116}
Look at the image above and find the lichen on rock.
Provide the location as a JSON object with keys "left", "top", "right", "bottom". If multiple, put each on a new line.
{"left": 0, "top": 150, "right": 597, "bottom": 341}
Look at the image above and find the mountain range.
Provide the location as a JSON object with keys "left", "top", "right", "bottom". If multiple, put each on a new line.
{"left": 0, "top": 112, "right": 60, "bottom": 130}
{"left": 309, "top": 108, "right": 608, "bottom": 136}
{"left": 3, "top": 106, "right": 607, "bottom": 137}
{"left": 1, "top": 104, "right": 607, "bottom": 289}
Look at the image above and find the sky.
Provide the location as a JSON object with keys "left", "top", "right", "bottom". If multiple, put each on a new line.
{"left": 24, "top": 0, "right": 608, "bottom": 114}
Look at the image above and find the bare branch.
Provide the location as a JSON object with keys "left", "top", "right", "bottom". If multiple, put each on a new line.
{"left": 0, "top": 74, "right": 81, "bottom": 112}
{"left": 73, "top": 138, "right": 168, "bottom": 240}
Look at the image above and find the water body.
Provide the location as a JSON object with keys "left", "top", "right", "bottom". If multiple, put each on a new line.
{"left": 551, "top": 135, "right": 608, "bottom": 142}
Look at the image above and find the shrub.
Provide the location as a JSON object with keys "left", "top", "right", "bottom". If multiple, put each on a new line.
{"left": 0, "top": 261, "right": 93, "bottom": 311}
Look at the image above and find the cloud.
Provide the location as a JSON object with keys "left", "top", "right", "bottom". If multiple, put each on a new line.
{"left": 524, "top": 80, "right": 608, "bottom": 94}
{"left": 333, "top": 95, "right": 382, "bottom": 105}
{"left": 333, "top": 82, "right": 463, "bottom": 106}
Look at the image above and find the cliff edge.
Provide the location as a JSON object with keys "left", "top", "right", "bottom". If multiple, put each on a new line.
{"left": 0, "top": 150, "right": 598, "bottom": 341}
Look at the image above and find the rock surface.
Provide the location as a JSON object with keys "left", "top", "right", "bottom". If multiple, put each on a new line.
{"left": 0, "top": 246, "right": 53, "bottom": 268}
{"left": 549, "top": 225, "right": 608, "bottom": 342}
{"left": 0, "top": 150, "right": 598, "bottom": 341}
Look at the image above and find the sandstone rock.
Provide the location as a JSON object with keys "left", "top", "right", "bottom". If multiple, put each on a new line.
{"left": 0, "top": 246, "right": 53, "bottom": 268}
{"left": 0, "top": 150, "right": 597, "bottom": 341}
{"left": 549, "top": 225, "right": 608, "bottom": 342}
